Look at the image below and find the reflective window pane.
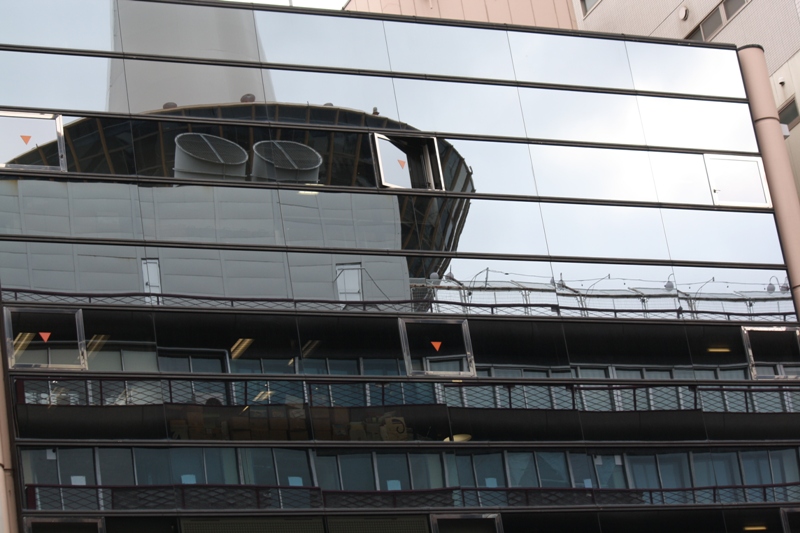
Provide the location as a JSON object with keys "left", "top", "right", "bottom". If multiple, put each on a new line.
{"left": 119, "top": 0, "right": 260, "bottom": 61}
{"left": 535, "top": 452, "right": 570, "bottom": 488}
{"left": 267, "top": 70, "right": 398, "bottom": 121}
{"left": 170, "top": 448, "right": 206, "bottom": 484}
{"left": 385, "top": 22, "right": 515, "bottom": 80}
{"left": 705, "top": 155, "right": 769, "bottom": 206}
{"left": 0, "top": 115, "right": 62, "bottom": 171}
{"left": 474, "top": 453, "right": 505, "bottom": 488}
{"left": 240, "top": 448, "right": 277, "bottom": 485}
{"left": 448, "top": 199, "right": 548, "bottom": 255}
{"left": 661, "top": 210, "right": 783, "bottom": 264}
{"left": 377, "top": 454, "right": 411, "bottom": 491}
{"left": 257, "top": 12, "right": 390, "bottom": 71}
{"left": 541, "top": 204, "right": 670, "bottom": 260}
{"left": 126, "top": 60, "right": 266, "bottom": 115}
{"left": 649, "top": 152, "right": 713, "bottom": 205}
{"left": 0, "top": 52, "right": 128, "bottom": 113}
{"left": 509, "top": 32, "right": 633, "bottom": 89}
{"left": 59, "top": 448, "right": 96, "bottom": 486}
{"left": 446, "top": 139, "right": 536, "bottom": 195}
{"left": 519, "top": 89, "right": 645, "bottom": 145}
{"left": 0, "top": 0, "right": 114, "bottom": 51}
{"left": 508, "top": 452, "right": 539, "bottom": 487}
{"left": 395, "top": 79, "right": 525, "bottom": 137}
{"left": 626, "top": 43, "right": 745, "bottom": 98}
{"left": 274, "top": 449, "right": 312, "bottom": 487}
{"left": 638, "top": 97, "right": 758, "bottom": 152}
{"left": 628, "top": 455, "right": 660, "bottom": 488}
{"left": 530, "top": 145, "right": 657, "bottom": 202}
{"left": 410, "top": 454, "right": 444, "bottom": 489}
{"left": 340, "top": 454, "right": 375, "bottom": 491}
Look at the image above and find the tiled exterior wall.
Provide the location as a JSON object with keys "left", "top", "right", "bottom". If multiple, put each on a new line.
{"left": 344, "top": 0, "right": 576, "bottom": 28}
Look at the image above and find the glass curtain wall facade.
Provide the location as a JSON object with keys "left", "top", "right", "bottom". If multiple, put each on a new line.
{"left": 0, "top": 2, "right": 798, "bottom": 533}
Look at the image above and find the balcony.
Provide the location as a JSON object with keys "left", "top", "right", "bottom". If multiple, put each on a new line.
{"left": 2, "top": 284, "right": 795, "bottom": 322}
{"left": 23, "top": 482, "right": 800, "bottom": 513}
{"left": 15, "top": 376, "right": 800, "bottom": 441}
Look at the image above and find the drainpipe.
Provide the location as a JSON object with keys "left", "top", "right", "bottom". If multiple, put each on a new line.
{"left": 738, "top": 44, "right": 800, "bottom": 314}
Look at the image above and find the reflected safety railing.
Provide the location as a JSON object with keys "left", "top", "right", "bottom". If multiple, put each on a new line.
{"left": 23, "top": 481, "right": 800, "bottom": 512}
{"left": 15, "top": 376, "right": 800, "bottom": 414}
{"left": 2, "top": 287, "right": 795, "bottom": 322}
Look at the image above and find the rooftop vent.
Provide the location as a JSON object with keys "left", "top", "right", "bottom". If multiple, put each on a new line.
{"left": 251, "top": 140, "right": 323, "bottom": 183}
{"left": 174, "top": 133, "right": 248, "bottom": 181}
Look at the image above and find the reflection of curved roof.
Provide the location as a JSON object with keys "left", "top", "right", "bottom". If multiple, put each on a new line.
{"left": 8, "top": 102, "right": 475, "bottom": 278}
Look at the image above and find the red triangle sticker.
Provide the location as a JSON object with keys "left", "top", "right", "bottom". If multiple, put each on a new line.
{"left": 20, "top": 135, "right": 31, "bottom": 145}
{"left": 39, "top": 332, "right": 51, "bottom": 342}
{"left": 431, "top": 341, "right": 442, "bottom": 352}
{"left": 397, "top": 160, "right": 406, "bottom": 169}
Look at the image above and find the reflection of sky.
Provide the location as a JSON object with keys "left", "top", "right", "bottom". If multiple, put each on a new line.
{"left": 0, "top": 52, "right": 116, "bottom": 112}
{"left": 456, "top": 200, "right": 548, "bottom": 255}
{"left": 0, "top": 117, "right": 59, "bottom": 164}
{"left": 0, "top": 0, "right": 113, "bottom": 50}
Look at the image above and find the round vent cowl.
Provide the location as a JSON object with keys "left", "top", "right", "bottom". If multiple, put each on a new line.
{"left": 174, "top": 133, "right": 248, "bottom": 180}
{"left": 251, "top": 140, "right": 323, "bottom": 183}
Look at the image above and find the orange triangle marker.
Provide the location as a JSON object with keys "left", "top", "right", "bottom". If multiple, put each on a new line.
{"left": 20, "top": 135, "right": 31, "bottom": 145}
{"left": 398, "top": 160, "right": 406, "bottom": 169}
{"left": 39, "top": 332, "right": 51, "bottom": 342}
{"left": 431, "top": 341, "right": 442, "bottom": 352}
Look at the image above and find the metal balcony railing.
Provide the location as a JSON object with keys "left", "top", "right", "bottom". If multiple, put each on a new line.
{"left": 23, "top": 481, "right": 800, "bottom": 512}
{"left": 15, "top": 376, "right": 800, "bottom": 414}
{"left": 3, "top": 286, "right": 795, "bottom": 322}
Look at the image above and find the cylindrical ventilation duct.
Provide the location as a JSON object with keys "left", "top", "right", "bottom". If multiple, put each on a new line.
{"left": 174, "top": 133, "right": 248, "bottom": 180}
{"left": 251, "top": 140, "right": 323, "bottom": 183}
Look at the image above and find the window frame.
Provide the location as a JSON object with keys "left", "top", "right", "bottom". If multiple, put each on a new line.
{"left": 372, "top": 133, "right": 444, "bottom": 190}
{"left": 685, "top": 0, "right": 749, "bottom": 41}
{"left": 398, "top": 318, "right": 475, "bottom": 378}
{"left": 5, "top": 307, "right": 87, "bottom": 370}
{"left": 703, "top": 154, "right": 771, "bottom": 208}
{"left": 780, "top": 98, "right": 800, "bottom": 131}
{"left": 0, "top": 111, "right": 67, "bottom": 173}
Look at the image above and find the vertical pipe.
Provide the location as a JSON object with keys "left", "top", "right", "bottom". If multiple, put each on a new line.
{"left": 739, "top": 45, "right": 800, "bottom": 313}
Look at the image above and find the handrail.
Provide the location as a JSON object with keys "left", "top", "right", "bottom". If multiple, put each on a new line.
{"left": 3, "top": 288, "right": 795, "bottom": 322}
{"left": 23, "top": 481, "right": 800, "bottom": 511}
{"left": 14, "top": 376, "right": 800, "bottom": 414}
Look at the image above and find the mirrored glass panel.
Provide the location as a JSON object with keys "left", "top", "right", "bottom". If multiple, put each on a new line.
{"left": 672, "top": 266, "right": 794, "bottom": 319}
{"left": 704, "top": 155, "right": 769, "bottom": 206}
{"left": 530, "top": 145, "right": 657, "bottom": 202}
{"left": 541, "top": 203, "right": 669, "bottom": 260}
{"left": 519, "top": 89, "right": 645, "bottom": 145}
{"left": 0, "top": 114, "right": 63, "bottom": 172}
{"left": 509, "top": 32, "right": 633, "bottom": 89}
{"left": 638, "top": 97, "right": 758, "bottom": 152}
{"left": 661, "top": 210, "right": 783, "bottom": 264}
{"left": 266, "top": 70, "right": 399, "bottom": 121}
{"left": 280, "top": 190, "right": 401, "bottom": 250}
{"left": 397, "top": 196, "right": 548, "bottom": 255}
{"left": 626, "top": 42, "right": 746, "bottom": 98}
{"left": 0, "top": 0, "right": 114, "bottom": 51}
{"left": 445, "top": 139, "right": 536, "bottom": 196}
{"left": 118, "top": 0, "right": 260, "bottom": 61}
{"left": 0, "top": 179, "right": 143, "bottom": 240}
{"left": 0, "top": 52, "right": 128, "bottom": 113}
{"left": 385, "top": 22, "right": 514, "bottom": 80}
{"left": 126, "top": 60, "right": 266, "bottom": 114}
{"left": 648, "top": 152, "right": 713, "bottom": 205}
{"left": 257, "top": 12, "right": 390, "bottom": 71}
{"left": 550, "top": 262, "right": 677, "bottom": 319}
{"left": 394, "top": 79, "right": 525, "bottom": 137}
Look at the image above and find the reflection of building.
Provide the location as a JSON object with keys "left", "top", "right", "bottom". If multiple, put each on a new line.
{"left": 574, "top": 0, "right": 800, "bottom": 206}
{"left": 3, "top": 3, "right": 800, "bottom": 533}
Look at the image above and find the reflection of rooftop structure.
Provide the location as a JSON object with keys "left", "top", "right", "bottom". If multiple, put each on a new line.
{"left": 4, "top": 4, "right": 800, "bottom": 533}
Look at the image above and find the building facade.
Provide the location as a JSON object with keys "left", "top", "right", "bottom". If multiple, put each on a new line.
{"left": 1, "top": 1, "right": 800, "bottom": 533}
{"left": 574, "top": 0, "right": 800, "bottom": 200}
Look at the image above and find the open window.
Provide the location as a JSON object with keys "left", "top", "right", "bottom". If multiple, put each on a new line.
{"left": 742, "top": 326, "right": 800, "bottom": 379}
{"left": 5, "top": 308, "right": 86, "bottom": 370}
{"left": 373, "top": 133, "right": 443, "bottom": 190}
{"left": 399, "top": 319, "right": 475, "bottom": 377}
{"left": 0, "top": 111, "right": 66, "bottom": 172}
{"left": 704, "top": 154, "right": 770, "bottom": 207}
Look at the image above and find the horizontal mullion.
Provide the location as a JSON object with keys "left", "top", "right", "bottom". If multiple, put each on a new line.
{"left": 0, "top": 233, "right": 785, "bottom": 271}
